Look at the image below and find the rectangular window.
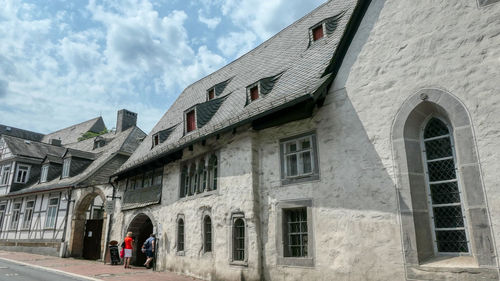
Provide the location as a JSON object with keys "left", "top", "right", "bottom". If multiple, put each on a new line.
{"left": 10, "top": 202, "right": 21, "bottom": 229}
{"left": 62, "top": 158, "right": 71, "bottom": 178}
{"left": 284, "top": 208, "right": 308, "bottom": 257}
{"left": 208, "top": 88, "right": 215, "bottom": 100}
{"left": 41, "top": 165, "right": 49, "bottom": 183}
{"left": 152, "top": 134, "right": 160, "bottom": 147}
{"left": 232, "top": 216, "right": 246, "bottom": 262}
{"left": 22, "top": 201, "right": 35, "bottom": 229}
{"left": 45, "top": 198, "right": 59, "bottom": 228}
{"left": 280, "top": 133, "right": 319, "bottom": 184}
{"left": 250, "top": 85, "right": 259, "bottom": 101}
{"left": 0, "top": 204, "right": 6, "bottom": 229}
{"left": 312, "top": 25, "right": 324, "bottom": 41}
{"left": 186, "top": 110, "right": 196, "bottom": 132}
{"left": 153, "top": 168, "right": 163, "bottom": 186}
{"left": 143, "top": 171, "right": 153, "bottom": 188}
{"left": 15, "top": 164, "right": 30, "bottom": 183}
{"left": 0, "top": 165, "right": 10, "bottom": 185}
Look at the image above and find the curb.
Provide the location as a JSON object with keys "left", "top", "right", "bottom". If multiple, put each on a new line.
{"left": 0, "top": 256, "right": 102, "bottom": 281}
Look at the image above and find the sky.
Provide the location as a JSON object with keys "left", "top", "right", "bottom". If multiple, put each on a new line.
{"left": 0, "top": 0, "right": 327, "bottom": 135}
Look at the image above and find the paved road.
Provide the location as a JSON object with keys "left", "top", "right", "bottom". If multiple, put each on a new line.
{"left": 0, "top": 258, "right": 93, "bottom": 281}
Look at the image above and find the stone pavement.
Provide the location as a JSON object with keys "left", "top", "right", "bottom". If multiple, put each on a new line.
{"left": 0, "top": 250, "right": 201, "bottom": 281}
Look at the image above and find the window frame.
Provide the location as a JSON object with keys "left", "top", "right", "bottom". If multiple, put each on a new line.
{"left": 0, "top": 165, "right": 11, "bottom": 185}
{"left": 40, "top": 164, "right": 49, "bottom": 183}
{"left": 22, "top": 200, "right": 35, "bottom": 229}
{"left": 279, "top": 131, "right": 320, "bottom": 185}
{"left": 311, "top": 24, "right": 324, "bottom": 41}
{"left": 0, "top": 203, "right": 6, "bottom": 230}
{"left": 45, "top": 197, "right": 59, "bottom": 229}
{"left": 179, "top": 152, "right": 219, "bottom": 199}
{"left": 185, "top": 109, "right": 197, "bottom": 133}
{"left": 276, "top": 199, "right": 314, "bottom": 267}
{"left": 176, "top": 214, "right": 185, "bottom": 255}
{"left": 152, "top": 133, "right": 160, "bottom": 148}
{"left": 230, "top": 212, "right": 248, "bottom": 266}
{"left": 207, "top": 87, "right": 215, "bottom": 101}
{"left": 62, "top": 158, "right": 71, "bottom": 178}
{"left": 203, "top": 215, "right": 212, "bottom": 253}
{"left": 14, "top": 164, "right": 30, "bottom": 184}
{"left": 10, "top": 202, "right": 21, "bottom": 230}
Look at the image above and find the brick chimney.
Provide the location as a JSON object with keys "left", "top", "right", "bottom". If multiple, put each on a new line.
{"left": 116, "top": 109, "right": 137, "bottom": 133}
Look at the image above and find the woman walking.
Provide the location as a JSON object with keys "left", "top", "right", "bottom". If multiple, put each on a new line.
{"left": 123, "top": 232, "right": 134, "bottom": 269}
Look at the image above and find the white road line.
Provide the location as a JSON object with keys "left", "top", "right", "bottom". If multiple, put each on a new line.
{"left": 0, "top": 257, "right": 102, "bottom": 281}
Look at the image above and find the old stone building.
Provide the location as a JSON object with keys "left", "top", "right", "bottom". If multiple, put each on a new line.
{"left": 108, "top": 0, "right": 500, "bottom": 280}
{"left": 0, "top": 109, "right": 145, "bottom": 260}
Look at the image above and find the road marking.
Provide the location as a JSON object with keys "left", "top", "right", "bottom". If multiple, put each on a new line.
{"left": 0, "top": 257, "right": 101, "bottom": 281}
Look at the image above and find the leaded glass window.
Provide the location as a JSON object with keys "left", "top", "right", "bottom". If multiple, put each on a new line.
{"left": 422, "top": 118, "right": 469, "bottom": 253}
{"left": 233, "top": 218, "right": 245, "bottom": 261}
{"left": 177, "top": 218, "right": 184, "bottom": 251}
{"left": 203, "top": 216, "right": 212, "bottom": 252}
{"left": 284, "top": 208, "right": 308, "bottom": 257}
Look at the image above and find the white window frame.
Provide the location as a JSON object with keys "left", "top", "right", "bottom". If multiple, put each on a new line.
{"left": 421, "top": 117, "right": 471, "bottom": 255}
{"left": 246, "top": 82, "right": 260, "bottom": 104}
{"left": 10, "top": 202, "right": 21, "bottom": 230}
{"left": 0, "top": 203, "right": 6, "bottom": 229}
{"left": 22, "top": 200, "right": 35, "bottom": 229}
{"left": 280, "top": 132, "right": 319, "bottom": 185}
{"left": 0, "top": 165, "right": 11, "bottom": 185}
{"left": 230, "top": 212, "right": 248, "bottom": 265}
{"left": 40, "top": 164, "right": 49, "bottom": 183}
{"left": 14, "top": 164, "right": 30, "bottom": 184}
{"left": 45, "top": 197, "right": 59, "bottom": 228}
{"left": 62, "top": 158, "right": 71, "bottom": 178}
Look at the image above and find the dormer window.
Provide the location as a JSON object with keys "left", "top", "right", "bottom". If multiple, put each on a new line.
{"left": 14, "top": 164, "right": 30, "bottom": 184}
{"left": 40, "top": 165, "right": 49, "bottom": 183}
{"left": 62, "top": 158, "right": 71, "bottom": 178}
{"left": 207, "top": 88, "right": 215, "bottom": 100}
{"left": 93, "top": 138, "right": 106, "bottom": 149}
{"left": 186, "top": 110, "right": 196, "bottom": 133}
{"left": 312, "top": 24, "right": 324, "bottom": 41}
{"left": 152, "top": 133, "right": 160, "bottom": 148}
{"left": 246, "top": 83, "right": 260, "bottom": 104}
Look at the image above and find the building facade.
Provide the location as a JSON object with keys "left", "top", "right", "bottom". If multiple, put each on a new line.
{"left": 0, "top": 109, "right": 145, "bottom": 259}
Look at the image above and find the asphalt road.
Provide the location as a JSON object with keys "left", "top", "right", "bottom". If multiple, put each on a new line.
{"left": 0, "top": 258, "right": 92, "bottom": 281}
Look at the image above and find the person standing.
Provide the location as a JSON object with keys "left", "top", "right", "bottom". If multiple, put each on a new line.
{"left": 143, "top": 234, "right": 156, "bottom": 269}
{"left": 123, "top": 232, "right": 134, "bottom": 269}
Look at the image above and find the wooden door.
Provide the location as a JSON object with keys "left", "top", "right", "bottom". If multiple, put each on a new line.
{"left": 83, "top": 219, "right": 103, "bottom": 260}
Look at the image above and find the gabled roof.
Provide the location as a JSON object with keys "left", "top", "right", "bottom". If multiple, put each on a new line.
{"left": 4, "top": 126, "right": 146, "bottom": 197}
{"left": 0, "top": 124, "right": 44, "bottom": 142}
{"left": 116, "top": 0, "right": 367, "bottom": 176}
{"left": 1, "top": 135, "right": 66, "bottom": 160}
{"left": 63, "top": 148, "right": 96, "bottom": 160}
{"left": 42, "top": 117, "right": 106, "bottom": 145}
{"left": 42, "top": 154, "right": 63, "bottom": 165}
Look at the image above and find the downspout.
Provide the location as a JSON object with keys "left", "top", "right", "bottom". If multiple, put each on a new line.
{"left": 104, "top": 176, "right": 117, "bottom": 264}
{"left": 61, "top": 185, "right": 75, "bottom": 257}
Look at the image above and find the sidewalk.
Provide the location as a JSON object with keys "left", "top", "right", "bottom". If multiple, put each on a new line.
{"left": 0, "top": 250, "right": 201, "bottom": 281}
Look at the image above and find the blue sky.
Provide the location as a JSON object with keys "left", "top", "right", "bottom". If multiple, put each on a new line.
{"left": 0, "top": 0, "right": 327, "bottom": 135}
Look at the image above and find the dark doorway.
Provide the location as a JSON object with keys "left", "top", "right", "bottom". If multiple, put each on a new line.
{"left": 126, "top": 214, "right": 153, "bottom": 266}
{"left": 83, "top": 219, "right": 103, "bottom": 260}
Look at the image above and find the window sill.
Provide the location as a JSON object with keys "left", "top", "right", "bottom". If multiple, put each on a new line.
{"left": 179, "top": 189, "right": 219, "bottom": 201}
{"left": 277, "top": 257, "right": 314, "bottom": 267}
{"left": 229, "top": 260, "right": 248, "bottom": 267}
{"left": 420, "top": 255, "right": 478, "bottom": 268}
{"left": 176, "top": 251, "right": 185, "bottom": 256}
{"left": 281, "top": 174, "right": 320, "bottom": 186}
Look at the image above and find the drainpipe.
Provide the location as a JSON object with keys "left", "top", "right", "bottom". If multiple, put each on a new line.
{"left": 61, "top": 185, "right": 75, "bottom": 257}
{"left": 104, "top": 177, "right": 117, "bottom": 264}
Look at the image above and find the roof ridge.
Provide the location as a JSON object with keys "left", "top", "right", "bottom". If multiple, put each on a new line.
{"left": 45, "top": 116, "right": 102, "bottom": 135}
{"left": 2, "top": 134, "right": 64, "bottom": 148}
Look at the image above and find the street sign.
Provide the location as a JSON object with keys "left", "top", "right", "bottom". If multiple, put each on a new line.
{"left": 105, "top": 200, "right": 114, "bottom": 213}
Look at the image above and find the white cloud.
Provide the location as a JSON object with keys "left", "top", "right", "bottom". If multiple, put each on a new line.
{"left": 198, "top": 9, "right": 221, "bottom": 29}
{"left": 217, "top": 31, "right": 257, "bottom": 58}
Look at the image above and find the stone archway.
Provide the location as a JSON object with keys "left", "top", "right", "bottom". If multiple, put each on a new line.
{"left": 69, "top": 190, "right": 107, "bottom": 260}
{"left": 126, "top": 213, "right": 154, "bottom": 266}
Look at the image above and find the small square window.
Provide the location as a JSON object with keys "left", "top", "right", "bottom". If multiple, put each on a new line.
{"left": 14, "top": 164, "right": 30, "bottom": 184}
{"left": 280, "top": 132, "right": 319, "bottom": 185}
{"left": 186, "top": 110, "right": 196, "bottom": 132}
{"left": 312, "top": 25, "right": 324, "bottom": 41}
{"left": 208, "top": 88, "right": 215, "bottom": 100}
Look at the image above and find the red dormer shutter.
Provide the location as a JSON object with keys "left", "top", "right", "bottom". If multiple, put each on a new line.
{"left": 312, "top": 25, "right": 324, "bottom": 41}
{"left": 186, "top": 110, "right": 196, "bottom": 132}
{"left": 208, "top": 89, "right": 215, "bottom": 100}
{"left": 250, "top": 86, "right": 259, "bottom": 101}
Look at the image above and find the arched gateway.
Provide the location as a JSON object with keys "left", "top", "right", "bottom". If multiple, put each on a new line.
{"left": 126, "top": 213, "right": 155, "bottom": 266}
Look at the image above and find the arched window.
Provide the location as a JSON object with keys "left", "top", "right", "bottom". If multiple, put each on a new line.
{"left": 203, "top": 216, "right": 212, "bottom": 252}
{"left": 233, "top": 218, "right": 245, "bottom": 261}
{"left": 422, "top": 118, "right": 468, "bottom": 253}
{"left": 177, "top": 218, "right": 184, "bottom": 252}
{"left": 208, "top": 154, "right": 218, "bottom": 191}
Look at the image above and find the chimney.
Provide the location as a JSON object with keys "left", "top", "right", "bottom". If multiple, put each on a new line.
{"left": 116, "top": 109, "right": 137, "bottom": 133}
{"left": 49, "top": 139, "right": 62, "bottom": 146}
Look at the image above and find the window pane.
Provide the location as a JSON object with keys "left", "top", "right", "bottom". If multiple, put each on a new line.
{"left": 430, "top": 182, "right": 460, "bottom": 204}
{"left": 433, "top": 206, "right": 464, "bottom": 228}
{"left": 300, "top": 138, "right": 310, "bottom": 150}
{"left": 436, "top": 230, "right": 468, "bottom": 253}
{"left": 427, "top": 159, "right": 456, "bottom": 182}
{"left": 286, "top": 142, "right": 297, "bottom": 153}
{"left": 425, "top": 137, "right": 452, "bottom": 160}
{"left": 287, "top": 155, "right": 298, "bottom": 176}
{"left": 301, "top": 151, "right": 312, "bottom": 174}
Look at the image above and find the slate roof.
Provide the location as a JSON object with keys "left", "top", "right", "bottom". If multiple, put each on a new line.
{"left": 1, "top": 136, "right": 66, "bottom": 160}
{"left": 4, "top": 126, "right": 146, "bottom": 197}
{"left": 0, "top": 124, "right": 44, "bottom": 142}
{"left": 116, "top": 0, "right": 364, "bottom": 175}
{"left": 41, "top": 117, "right": 106, "bottom": 145}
